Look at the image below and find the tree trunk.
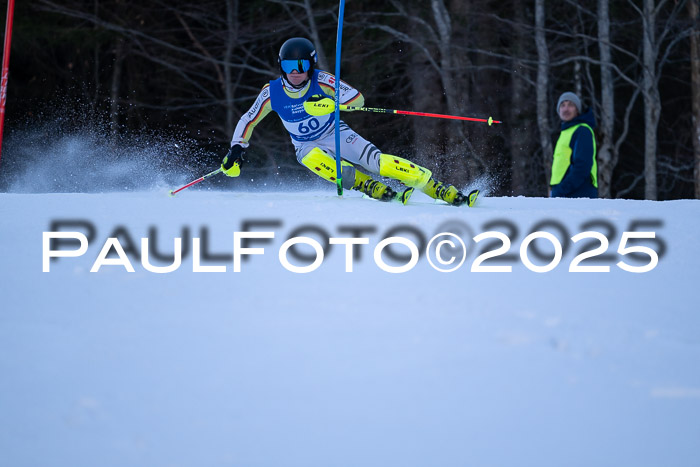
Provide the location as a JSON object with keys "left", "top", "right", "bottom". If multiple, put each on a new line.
{"left": 597, "top": 0, "right": 615, "bottom": 198}
{"left": 110, "top": 39, "right": 125, "bottom": 141}
{"left": 92, "top": 0, "right": 100, "bottom": 114}
{"left": 303, "top": 0, "right": 329, "bottom": 71}
{"left": 431, "top": 0, "right": 459, "bottom": 124}
{"left": 431, "top": 0, "right": 468, "bottom": 182}
{"left": 573, "top": 21, "right": 583, "bottom": 98}
{"left": 509, "top": 0, "right": 530, "bottom": 195}
{"left": 535, "top": 0, "right": 552, "bottom": 194}
{"left": 410, "top": 32, "right": 443, "bottom": 177}
{"left": 223, "top": 0, "right": 238, "bottom": 138}
{"left": 643, "top": 0, "right": 659, "bottom": 200}
{"left": 689, "top": 0, "right": 700, "bottom": 199}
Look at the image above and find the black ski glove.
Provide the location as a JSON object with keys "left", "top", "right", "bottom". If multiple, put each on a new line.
{"left": 221, "top": 144, "right": 245, "bottom": 177}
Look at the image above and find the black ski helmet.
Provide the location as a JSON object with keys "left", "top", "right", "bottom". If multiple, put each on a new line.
{"left": 278, "top": 37, "right": 317, "bottom": 86}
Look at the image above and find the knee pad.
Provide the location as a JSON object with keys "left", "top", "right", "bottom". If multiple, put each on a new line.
{"left": 301, "top": 147, "right": 356, "bottom": 189}
{"left": 378, "top": 154, "right": 432, "bottom": 189}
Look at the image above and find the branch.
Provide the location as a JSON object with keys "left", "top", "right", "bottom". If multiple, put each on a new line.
{"left": 35, "top": 0, "right": 277, "bottom": 78}
{"left": 616, "top": 172, "right": 645, "bottom": 197}
{"left": 614, "top": 86, "right": 642, "bottom": 156}
{"left": 174, "top": 11, "right": 225, "bottom": 87}
{"left": 359, "top": 24, "right": 442, "bottom": 73}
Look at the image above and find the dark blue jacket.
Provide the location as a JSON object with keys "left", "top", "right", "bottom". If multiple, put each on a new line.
{"left": 551, "top": 108, "right": 598, "bottom": 199}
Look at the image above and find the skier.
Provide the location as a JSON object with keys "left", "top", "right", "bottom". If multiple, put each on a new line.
{"left": 220, "top": 37, "right": 478, "bottom": 206}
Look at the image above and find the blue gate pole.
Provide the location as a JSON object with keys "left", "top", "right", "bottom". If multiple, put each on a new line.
{"left": 333, "top": 0, "right": 346, "bottom": 196}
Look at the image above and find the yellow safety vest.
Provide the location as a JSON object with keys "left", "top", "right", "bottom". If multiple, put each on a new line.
{"left": 550, "top": 123, "right": 598, "bottom": 188}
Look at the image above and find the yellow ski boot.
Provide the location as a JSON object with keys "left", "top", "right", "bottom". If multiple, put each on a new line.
{"left": 352, "top": 170, "right": 395, "bottom": 201}
{"left": 422, "top": 178, "right": 479, "bottom": 207}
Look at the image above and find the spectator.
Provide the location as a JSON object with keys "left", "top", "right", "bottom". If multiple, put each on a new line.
{"left": 550, "top": 91, "right": 598, "bottom": 198}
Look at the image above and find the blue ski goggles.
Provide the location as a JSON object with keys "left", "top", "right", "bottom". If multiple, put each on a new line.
{"left": 281, "top": 59, "right": 312, "bottom": 74}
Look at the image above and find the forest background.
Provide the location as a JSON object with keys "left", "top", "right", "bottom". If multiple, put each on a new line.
{"left": 2, "top": 0, "right": 699, "bottom": 200}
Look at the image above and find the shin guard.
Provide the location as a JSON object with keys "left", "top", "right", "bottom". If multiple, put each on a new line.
{"left": 301, "top": 147, "right": 356, "bottom": 189}
{"left": 378, "top": 154, "right": 432, "bottom": 189}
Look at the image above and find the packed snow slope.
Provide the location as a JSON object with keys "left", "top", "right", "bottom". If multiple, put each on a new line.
{"left": 1, "top": 189, "right": 699, "bottom": 467}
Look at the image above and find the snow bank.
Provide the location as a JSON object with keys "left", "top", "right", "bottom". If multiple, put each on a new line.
{"left": 1, "top": 190, "right": 699, "bottom": 467}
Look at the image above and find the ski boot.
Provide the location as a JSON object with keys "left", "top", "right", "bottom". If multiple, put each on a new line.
{"left": 422, "top": 178, "right": 478, "bottom": 207}
{"left": 454, "top": 189, "right": 480, "bottom": 207}
{"left": 353, "top": 173, "right": 395, "bottom": 201}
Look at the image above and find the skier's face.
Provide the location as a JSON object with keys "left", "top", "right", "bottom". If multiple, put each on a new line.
{"left": 287, "top": 70, "right": 309, "bottom": 87}
{"left": 558, "top": 100, "right": 579, "bottom": 122}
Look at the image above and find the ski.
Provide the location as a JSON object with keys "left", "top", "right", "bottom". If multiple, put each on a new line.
{"left": 394, "top": 187, "right": 414, "bottom": 205}
{"left": 365, "top": 186, "right": 476, "bottom": 207}
{"left": 466, "top": 189, "right": 480, "bottom": 207}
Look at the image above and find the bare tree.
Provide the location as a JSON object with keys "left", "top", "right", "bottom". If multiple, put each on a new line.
{"left": 555, "top": 0, "right": 692, "bottom": 199}
{"left": 632, "top": 0, "right": 691, "bottom": 199}
{"left": 597, "top": 0, "right": 616, "bottom": 198}
{"left": 509, "top": 0, "right": 534, "bottom": 195}
{"left": 109, "top": 38, "right": 126, "bottom": 140}
{"left": 223, "top": 0, "right": 239, "bottom": 138}
{"left": 641, "top": 0, "right": 661, "bottom": 199}
{"left": 535, "top": 0, "right": 552, "bottom": 193}
{"left": 690, "top": 0, "right": 700, "bottom": 198}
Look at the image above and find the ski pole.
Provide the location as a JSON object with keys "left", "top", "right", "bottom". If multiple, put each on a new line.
{"left": 169, "top": 167, "right": 222, "bottom": 196}
{"left": 339, "top": 105, "right": 502, "bottom": 126}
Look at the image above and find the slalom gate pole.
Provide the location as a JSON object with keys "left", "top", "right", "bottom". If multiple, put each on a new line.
{"left": 169, "top": 168, "right": 222, "bottom": 196}
{"left": 0, "top": 0, "right": 16, "bottom": 165}
{"left": 340, "top": 104, "right": 502, "bottom": 126}
{"left": 333, "top": 0, "right": 346, "bottom": 196}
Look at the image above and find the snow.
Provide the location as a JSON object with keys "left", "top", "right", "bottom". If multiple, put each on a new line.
{"left": 1, "top": 188, "right": 699, "bottom": 467}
